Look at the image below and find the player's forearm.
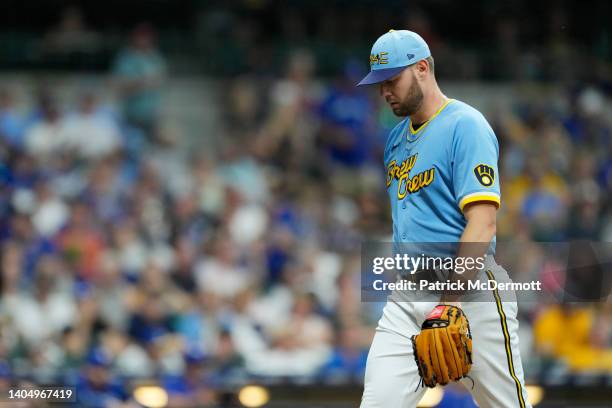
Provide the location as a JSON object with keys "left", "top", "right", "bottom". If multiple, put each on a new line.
{"left": 457, "top": 217, "right": 495, "bottom": 277}
{"left": 458, "top": 202, "right": 497, "bottom": 264}
{"left": 459, "top": 214, "right": 496, "bottom": 244}
{"left": 442, "top": 203, "right": 497, "bottom": 304}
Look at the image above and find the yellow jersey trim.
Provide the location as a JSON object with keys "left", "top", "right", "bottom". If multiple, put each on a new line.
{"left": 409, "top": 99, "right": 454, "bottom": 135}
{"left": 459, "top": 192, "right": 501, "bottom": 212}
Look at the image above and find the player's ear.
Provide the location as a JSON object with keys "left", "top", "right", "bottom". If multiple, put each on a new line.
{"left": 415, "top": 60, "right": 428, "bottom": 80}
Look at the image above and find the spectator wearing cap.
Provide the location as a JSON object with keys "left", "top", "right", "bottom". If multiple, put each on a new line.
{"left": 75, "top": 348, "right": 131, "bottom": 408}
{"left": 162, "top": 348, "right": 217, "bottom": 407}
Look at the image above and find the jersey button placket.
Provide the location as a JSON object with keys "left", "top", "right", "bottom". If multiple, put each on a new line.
{"left": 401, "top": 232, "right": 407, "bottom": 240}
{"left": 402, "top": 202, "right": 407, "bottom": 209}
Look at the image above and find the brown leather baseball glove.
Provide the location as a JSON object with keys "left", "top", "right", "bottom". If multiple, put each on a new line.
{"left": 411, "top": 304, "right": 473, "bottom": 387}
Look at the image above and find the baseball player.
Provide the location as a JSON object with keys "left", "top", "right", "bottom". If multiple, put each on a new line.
{"left": 357, "top": 30, "right": 531, "bottom": 407}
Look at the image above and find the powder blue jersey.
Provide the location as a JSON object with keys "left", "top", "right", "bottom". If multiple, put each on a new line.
{"left": 384, "top": 99, "right": 500, "bottom": 244}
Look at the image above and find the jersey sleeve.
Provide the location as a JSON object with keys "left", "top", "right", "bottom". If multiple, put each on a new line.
{"left": 451, "top": 114, "right": 501, "bottom": 212}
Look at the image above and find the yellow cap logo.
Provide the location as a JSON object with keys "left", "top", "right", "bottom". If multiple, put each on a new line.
{"left": 370, "top": 52, "right": 389, "bottom": 66}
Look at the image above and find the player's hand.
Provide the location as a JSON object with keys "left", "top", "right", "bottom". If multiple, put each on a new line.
{"left": 411, "top": 304, "right": 473, "bottom": 387}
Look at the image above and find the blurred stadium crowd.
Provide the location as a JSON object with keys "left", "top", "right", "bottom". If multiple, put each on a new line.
{"left": 0, "top": 2, "right": 611, "bottom": 407}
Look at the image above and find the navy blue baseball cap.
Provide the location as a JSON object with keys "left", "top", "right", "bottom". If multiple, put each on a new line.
{"left": 87, "top": 348, "right": 111, "bottom": 367}
{"left": 357, "top": 30, "right": 431, "bottom": 86}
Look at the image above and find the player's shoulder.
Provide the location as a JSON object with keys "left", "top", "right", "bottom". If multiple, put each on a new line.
{"left": 446, "top": 99, "right": 497, "bottom": 145}
{"left": 383, "top": 118, "right": 409, "bottom": 163}
{"left": 445, "top": 99, "right": 491, "bottom": 128}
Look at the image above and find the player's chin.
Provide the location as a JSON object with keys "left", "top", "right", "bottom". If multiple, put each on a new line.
{"left": 391, "top": 106, "right": 406, "bottom": 117}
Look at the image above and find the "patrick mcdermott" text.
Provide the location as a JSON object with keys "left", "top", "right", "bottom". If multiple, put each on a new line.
{"left": 372, "top": 279, "right": 542, "bottom": 291}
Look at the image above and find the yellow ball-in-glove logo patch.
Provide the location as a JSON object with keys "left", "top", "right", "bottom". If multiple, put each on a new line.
{"left": 473, "top": 164, "right": 495, "bottom": 187}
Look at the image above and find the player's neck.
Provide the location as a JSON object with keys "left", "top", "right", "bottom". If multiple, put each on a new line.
{"left": 410, "top": 88, "right": 448, "bottom": 125}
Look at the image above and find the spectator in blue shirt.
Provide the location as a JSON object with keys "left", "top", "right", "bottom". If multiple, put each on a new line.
{"left": 0, "top": 90, "right": 26, "bottom": 149}
{"left": 317, "top": 61, "right": 377, "bottom": 167}
{"left": 75, "top": 349, "right": 130, "bottom": 408}
{"left": 320, "top": 326, "right": 368, "bottom": 383}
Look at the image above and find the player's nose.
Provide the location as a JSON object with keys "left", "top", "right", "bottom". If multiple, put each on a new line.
{"left": 379, "top": 83, "right": 392, "bottom": 98}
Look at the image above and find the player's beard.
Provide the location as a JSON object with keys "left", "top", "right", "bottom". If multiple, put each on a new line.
{"left": 393, "top": 72, "right": 424, "bottom": 117}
